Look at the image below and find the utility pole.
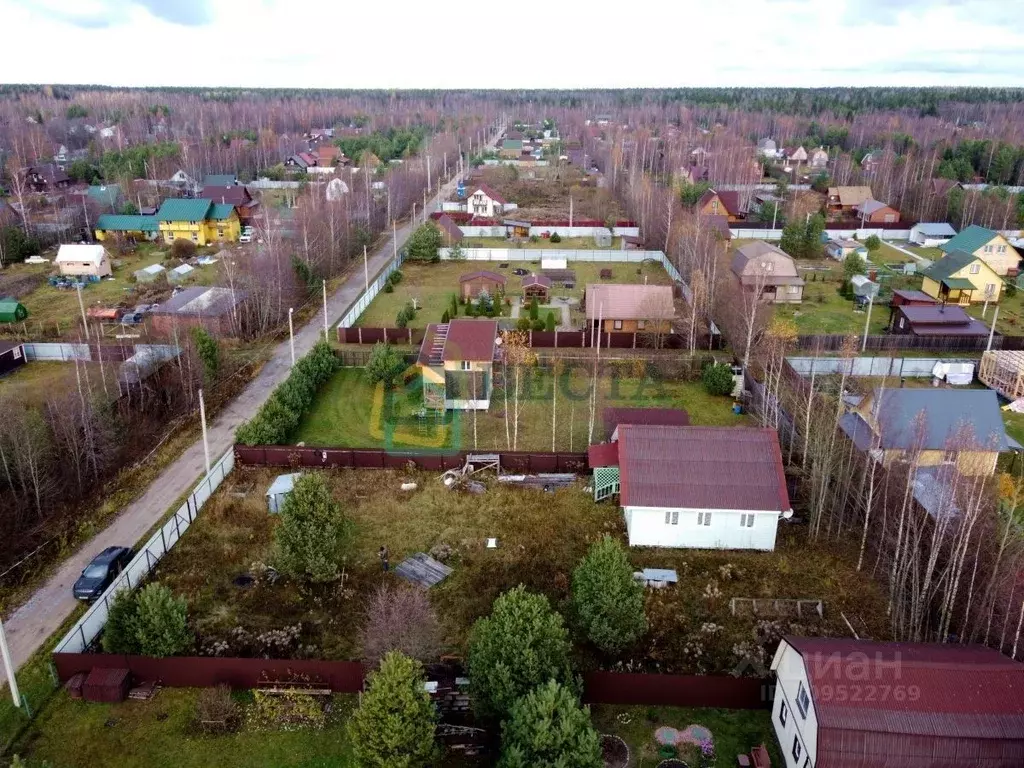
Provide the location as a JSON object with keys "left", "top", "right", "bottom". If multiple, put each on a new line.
{"left": 198, "top": 388, "right": 211, "bottom": 476}
{"left": 363, "top": 245, "right": 369, "bottom": 292}
{"left": 76, "top": 283, "right": 90, "bottom": 341}
{"left": 427, "top": 155, "right": 432, "bottom": 191}
{"left": 288, "top": 307, "right": 295, "bottom": 366}
{"left": 322, "top": 279, "right": 329, "bottom": 342}
{"left": 423, "top": 189, "right": 427, "bottom": 221}
{"left": 988, "top": 305, "right": 1000, "bottom": 351}
{"left": 443, "top": 152, "right": 448, "bottom": 179}
{"left": 0, "top": 616, "right": 21, "bottom": 707}
{"left": 393, "top": 221, "right": 398, "bottom": 260}
{"left": 861, "top": 294, "right": 874, "bottom": 352}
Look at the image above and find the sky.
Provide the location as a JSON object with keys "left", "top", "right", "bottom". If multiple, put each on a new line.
{"left": 2, "top": 0, "right": 1023, "bottom": 88}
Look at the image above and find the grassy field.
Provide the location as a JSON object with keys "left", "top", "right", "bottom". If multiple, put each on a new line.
{"left": 1004, "top": 410, "right": 1024, "bottom": 446}
{"left": 354, "top": 260, "right": 672, "bottom": 328}
{"left": 146, "top": 465, "right": 889, "bottom": 671}
{"left": 292, "top": 366, "right": 744, "bottom": 451}
{"left": 16, "top": 689, "right": 357, "bottom": 768}
{"left": 592, "top": 704, "right": 782, "bottom": 767}
{"left": 965, "top": 289, "right": 1024, "bottom": 335}
{"left": 871, "top": 241, "right": 916, "bottom": 265}
{"left": 1, "top": 243, "right": 222, "bottom": 337}
{"left": 775, "top": 261, "right": 895, "bottom": 335}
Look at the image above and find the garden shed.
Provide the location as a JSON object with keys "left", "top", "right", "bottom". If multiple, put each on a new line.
{"left": 459, "top": 270, "right": 506, "bottom": 300}
{"left": 850, "top": 274, "right": 879, "bottom": 300}
{"left": 266, "top": 473, "right": 301, "bottom": 514}
{"left": 134, "top": 263, "right": 166, "bottom": 283}
{"left": 83, "top": 667, "right": 131, "bottom": 703}
{"left": 0, "top": 298, "right": 28, "bottom": 323}
{"left": 980, "top": 350, "right": 1024, "bottom": 401}
{"left": 168, "top": 263, "right": 195, "bottom": 284}
{"left": 521, "top": 274, "right": 551, "bottom": 302}
{"left": 0, "top": 341, "right": 27, "bottom": 376}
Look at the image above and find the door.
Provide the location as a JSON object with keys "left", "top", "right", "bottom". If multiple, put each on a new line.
{"left": 958, "top": 291, "right": 970, "bottom": 307}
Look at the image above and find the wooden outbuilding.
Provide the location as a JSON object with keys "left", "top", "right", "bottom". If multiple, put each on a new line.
{"left": 459, "top": 270, "right": 506, "bottom": 300}
{"left": 521, "top": 274, "right": 551, "bottom": 301}
{"left": 980, "top": 350, "right": 1024, "bottom": 401}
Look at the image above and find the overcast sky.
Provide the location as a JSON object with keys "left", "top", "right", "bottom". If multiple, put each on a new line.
{"left": 2, "top": 0, "right": 1022, "bottom": 89}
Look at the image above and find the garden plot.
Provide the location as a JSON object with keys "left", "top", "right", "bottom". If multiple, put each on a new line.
{"left": 353, "top": 259, "right": 673, "bottom": 329}
{"left": 469, "top": 165, "right": 623, "bottom": 222}
{"left": 149, "top": 466, "right": 890, "bottom": 675}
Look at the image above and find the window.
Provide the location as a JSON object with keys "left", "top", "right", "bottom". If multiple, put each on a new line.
{"left": 697, "top": 512, "right": 712, "bottom": 526}
{"left": 461, "top": 361, "right": 472, "bottom": 371}
{"left": 797, "top": 681, "right": 810, "bottom": 719}
{"left": 613, "top": 320, "right": 623, "bottom": 330}
{"left": 998, "top": 245, "right": 1006, "bottom": 253}
{"left": 740, "top": 514, "right": 755, "bottom": 528}
{"left": 191, "top": 233, "right": 198, "bottom": 243}
{"left": 637, "top": 320, "right": 646, "bottom": 330}
{"left": 792, "top": 737, "right": 802, "bottom": 763}
{"left": 778, "top": 701, "right": 788, "bottom": 727}
{"left": 970, "top": 263, "right": 980, "bottom": 274}
{"left": 986, "top": 283, "right": 997, "bottom": 297}
{"left": 898, "top": 317, "right": 905, "bottom": 329}
{"left": 12, "top": 347, "right": 21, "bottom": 360}
{"left": 984, "top": 245, "right": 993, "bottom": 253}
{"left": 664, "top": 510, "right": 679, "bottom": 525}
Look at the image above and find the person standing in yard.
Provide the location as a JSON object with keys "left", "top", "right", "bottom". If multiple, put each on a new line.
{"left": 379, "top": 545, "right": 390, "bottom": 572}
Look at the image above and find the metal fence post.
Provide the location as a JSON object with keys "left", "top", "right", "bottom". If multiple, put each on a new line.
{"left": 160, "top": 525, "right": 167, "bottom": 554}
{"left": 79, "top": 625, "right": 87, "bottom": 651}
{"left": 175, "top": 512, "right": 181, "bottom": 539}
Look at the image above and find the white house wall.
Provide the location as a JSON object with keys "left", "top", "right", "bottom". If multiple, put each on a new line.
{"left": 623, "top": 506, "right": 779, "bottom": 550}
{"left": 771, "top": 641, "right": 818, "bottom": 768}
{"left": 445, "top": 398, "right": 491, "bottom": 410}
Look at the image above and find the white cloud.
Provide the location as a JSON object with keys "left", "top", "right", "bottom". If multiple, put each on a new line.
{"left": 0, "top": 0, "right": 1021, "bottom": 87}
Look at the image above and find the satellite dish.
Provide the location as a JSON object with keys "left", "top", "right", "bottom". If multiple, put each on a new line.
{"left": 782, "top": 509, "right": 794, "bottom": 520}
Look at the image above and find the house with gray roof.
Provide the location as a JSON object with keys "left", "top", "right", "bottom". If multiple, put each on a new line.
{"left": 839, "top": 388, "right": 1012, "bottom": 476}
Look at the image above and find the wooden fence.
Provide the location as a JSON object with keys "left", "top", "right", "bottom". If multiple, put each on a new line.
{"left": 795, "top": 333, "right": 1005, "bottom": 353}
{"left": 234, "top": 445, "right": 589, "bottom": 473}
{"left": 338, "top": 326, "right": 713, "bottom": 351}
{"left": 52, "top": 653, "right": 771, "bottom": 710}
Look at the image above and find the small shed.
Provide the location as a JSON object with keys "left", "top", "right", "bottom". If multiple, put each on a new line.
{"left": 980, "top": 350, "right": 1024, "bottom": 401}
{"left": 541, "top": 256, "right": 568, "bottom": 271}
{"left": 459, "top": 270, "right": 506, "bottom": 300}
{"left": 593, "top": 230, "right": 612, "bottom": 247}
{"left": 850, "top": 274, "right": 879, "bottom": 300}
{"left": 0, "top": 298, "right": 28, "bottom": 323}
{"left": 83, "top": 667, "right": 131, "bottom": 703}
{"left": 134, "top": 263, "right": 166, "bottom": 283}
{"left": 504, "top": 219, "right": 530, "bottom": 238}
{"left": 266, "top": 473, "right": 301, "bottom": 514}
{"left": 0, "top": 342, "right": 27, "bottom": 376}
{"left": 168, "top": 264, "right": 195, "bottom": 284}
{"left": 522, "top": 274, "right": 552, "bottom": 301}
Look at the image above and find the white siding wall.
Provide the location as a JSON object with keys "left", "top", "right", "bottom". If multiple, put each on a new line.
{"left": 445, "top": 398, "right": 490, "bottom": 410}
{"left": 623, "top": 507, "right": 779, "bottom": 550}
{"left": 770, "top": 641, "right": 818, "bottom": 768}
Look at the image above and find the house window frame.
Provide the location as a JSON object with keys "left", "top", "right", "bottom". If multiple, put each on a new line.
{"left": 613, "top": 320, "right": 623, "bottom": 330}
{"left": 461, "top": 360, "right": 472, "bottom": 371}
{"left": 796, "top": 681, "right": 810, "bottom": 719}
{"left": 792, "top": 736, "right": 802, "bottom": 763}
{"left": 970, "top": 263, "right": 980, "bottom": 274}
{"left": 697, "top": 512, "right": 712, "bottom": 526}
{"left": 664, "top": 510, "right": 679, "bottom": 525}
{"left": 740, "top": 513, "right": 755, "bottom": 528}
{"left": 779, "top": 700, "right": 788, "bottom": 727}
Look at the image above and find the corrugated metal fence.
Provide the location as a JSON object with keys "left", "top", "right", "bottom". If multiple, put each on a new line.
{"left": 336, "top": 251, "right": 406, "bottom": 329}
{"left": 23, "top": 342, "right": 180, "bottom": 363}
{"left": 787, "top": 356, "right": 979, "bottom": 378}
{"left": 337, "top": 326, "right": 704, "bottom": 350}
{"left": 53, "top": 450, "right": 235, "bottom": 654}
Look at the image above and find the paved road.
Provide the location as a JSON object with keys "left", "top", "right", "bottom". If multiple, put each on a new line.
{"left": 4, "top": 131, "right": 500, "bottom": 671}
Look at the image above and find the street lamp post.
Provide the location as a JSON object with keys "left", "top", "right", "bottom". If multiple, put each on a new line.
{"left": 288, "top": 307, "right": 295, "bottom": 366}
{"left": 0, "top": 616, "right": 21, "bottom": 707}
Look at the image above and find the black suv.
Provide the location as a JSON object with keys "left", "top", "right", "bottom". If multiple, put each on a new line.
{"left": 72, "top": 546, "right": 134, "bottom": 602}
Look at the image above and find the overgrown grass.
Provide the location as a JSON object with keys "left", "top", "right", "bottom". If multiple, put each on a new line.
{"left": 354, "top": 260, "right": 672, "bottom": 328}
{"left": 150, "top": 466, "right": 891, "bottom": 672}
{"left": 15, "top": 689, "right": 356, "bottom": 768}
{"left": 591, "top": 704, "right": 783, "bottom": 767}
{"left": 292, "top": 366, "right": 744, "bottom": 451}
{"left": 461, "top": 236, "right": 623, "bottom": 250}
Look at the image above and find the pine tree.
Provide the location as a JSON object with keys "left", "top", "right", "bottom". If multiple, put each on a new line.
{"left": 498, "top": 681, "right": 602, "bottom": 768}
{"left": 274, "top": 473, "right": 352, "bottom": 582}
{"left": 348, "top": 652, "right": 438, "bottom": 768}
{"left": 571, "top": 536, "right": 647, "bottom": 653}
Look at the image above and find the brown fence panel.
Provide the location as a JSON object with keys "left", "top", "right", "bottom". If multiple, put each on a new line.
{"left": 261, "top": 446, "right": 298, "bottom": 466}
{"left": 606, "top": 332, "right": 635, "bottom": 349}
{"left": 324, "top": 449, "right": 355, "bottom": 468}
{"left": 556, "top": 331, "right": 585, "bottom": 347}
{"left": 233, "top": 446, "right": 266, "bottom": 464}
{"left": 557, "top": 454, "right": 589, "bottom": 472}
{"left": 352, "top": 449, "right": 386, "bottom": 468}
{"left": 234, "top": 446, "right": 590, "bottom": 473}
{"left": 582, "top": 671, "right": 772, "bottom": 710}
{"left": 526, "top": 454, "right": 559, "bottom": 472}
{"left": 529, "top": 331, "right": 557, "bottom": 347}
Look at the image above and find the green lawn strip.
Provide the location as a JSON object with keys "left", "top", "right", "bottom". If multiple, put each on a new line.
{"left": 964, "top": 291, "right": 1023, "bottom": 335}
{"left": 1003, "top": 411, "right": 1024, "bottom": 447}
{"left": 293, "top": 367, "right": 743, "bottom": 452}
{"left": 591, "top": 704, "right": 783, "bottom": 767}
{"left": 16, "top": 689, "right": 356, "bottom": 768}
{"left": 354, "top": 260, "right": 672, "bottom": 329}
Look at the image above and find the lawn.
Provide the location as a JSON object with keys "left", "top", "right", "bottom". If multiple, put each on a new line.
{"left": 146, "top": 465, "right": 890, "bottom": 673}
{"left": 592, "top": 704, "right": 783, "bottom": 767}
{"left": 16, "top": 689, "right": 356, "bottom": 768}
{"left": 965, "top": 288, "right": 1024, "bottom": 335}
{"left": 871, "top": 241, "right": 916, "bottom": 266}
{"left": 462, "top": 236, "right": 624, "bottom": 250}
{"left": 1003, "top": 410, "right": 1024, "bottom": 447}
{"left": 292, "top": 366, "right": 744, "bottom": 451}
{"left": 776, "top": 262, "right": 894, "bottom": 335}
{"left": 353, "top": 259, "right": 672, "bottom": 329}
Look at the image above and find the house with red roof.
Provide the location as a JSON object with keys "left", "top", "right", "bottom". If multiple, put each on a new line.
{"left": 416, "top": 320, "right": 500, "bottom": 410}
{"left": 771, "top": 636, "right": 1024, "bottom": 768}
{"left": 466, "top": 184, "right": 508, "bottom": 218}
{"left": 587, "top": 425, "right": 791, "bottom": 550}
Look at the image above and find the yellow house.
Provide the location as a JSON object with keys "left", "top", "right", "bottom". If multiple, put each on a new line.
{"left": 416, "top": 319, "right": 498, "bottom": 410}
{"left": 920, "top": 250, "right": 1002, "bottom": 305}
{"left": 840, "top": 388, "right": 1009, "bottom": 477}
{"left": 939, "top": 224, "right": 1020, "bottom": 276}
{"left": 156, "top": 198, "right": 241, "bottom": 246}
{"left": 94, "top": 214, "right": 159, "bottom": 241}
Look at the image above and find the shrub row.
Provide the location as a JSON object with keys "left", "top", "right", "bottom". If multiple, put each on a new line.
{"left": 235, "top": 342, "right": 339, "bottom": 445}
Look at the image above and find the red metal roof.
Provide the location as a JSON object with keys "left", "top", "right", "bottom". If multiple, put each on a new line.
{"left": 783, "top": 637, "right": 1024, "bottom": 767}
{"left": 588, "top": 441, "right": 619, "bottom": 468}
{"left": 469, "top": 183, "right": 507, "bottom": 205}
{"left": 442, "top": 319, "right": 498, "bottom": 362}
{"left": 618, "top": 426, "right": 790, "bottom": 511}
{"left": 603, "top": 407, "right": 690, "bottom": 437}
{"left": 522, "top": 274, "right": 552, "bottom": 288}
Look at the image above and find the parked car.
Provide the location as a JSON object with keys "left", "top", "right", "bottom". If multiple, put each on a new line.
{"left": 512, "top": 268, "right": 529, "bottom": 276}
{"left": 239, "top": 233, "right": 252, "bottom": 243}
{"left": 72, "top": 546, "right": 134, "bottom": 602}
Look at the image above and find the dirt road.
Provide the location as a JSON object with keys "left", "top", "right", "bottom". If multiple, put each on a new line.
{"left": 4, "top": 134, "right": 498, "bottom": 671}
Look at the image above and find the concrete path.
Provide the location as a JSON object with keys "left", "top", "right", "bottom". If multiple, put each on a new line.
{"left": 4, "top": 131, "right": 500, "bottom": 671}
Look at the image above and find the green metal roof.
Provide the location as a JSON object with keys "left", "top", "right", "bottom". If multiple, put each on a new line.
{"left": 939, "top": 224, "right": 997, "bottom": 255}
{"left": 157, "top": 198, "right": 213, "bottom": 222}
{"left": 207, "top": 202, "right": 235, "bottom": 220}
{"left": 502, "top": 139, "right": 523, "bottom": 150}
{"left": 203, "top": 174, "right": 237, "bottom": 186}
{"left": 922, "top": 250, "right": 982, "bottom": 282}
{"left": 941, "top": 277, "right": 976, "bottom": 290}
{"left": 96, "top": 214, "right": 158, "bottom": 232}
{"left": 0, "top": 299, "right": 27, "bottom": 323}
{"left": 86, "top": 184, "right": 121, "bottom": 207}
